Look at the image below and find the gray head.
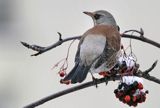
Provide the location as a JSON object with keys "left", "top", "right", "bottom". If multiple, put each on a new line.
{"left": 83, "top": 10, "right": 117, "bottom": 27}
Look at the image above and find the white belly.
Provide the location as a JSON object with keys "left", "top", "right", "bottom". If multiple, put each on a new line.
{"left": 80, "top": 35, "right": 106, "bottom": 65}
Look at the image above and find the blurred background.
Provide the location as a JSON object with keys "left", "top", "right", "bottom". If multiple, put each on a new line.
{"left": 0, "top": 0, "right": 160, "bottom": 108}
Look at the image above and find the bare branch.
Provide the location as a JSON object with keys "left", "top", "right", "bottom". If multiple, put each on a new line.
{"left": 143, "top": 60, "right": 158, "bottom": 74}
{"left": 121, "top": 34, "right": 160, "bottom": 48}
{"left": 122, "top": 28, "right": 144, "bottom": 36}
{"left": 23, "top": 76, "right": 119, "bottom": 108}
{"left": 21, "top": 30, "right": 160, "bottom": 56}
{"left": 23, "top": 61, "right": 159, "bottom": 108}
{"left": 136, "top": 60, "right": 160, "bottom": 84}
{"left": 20, "top": 41, "right": 45, "bottom": 52}
{"left": 21, "top": 35, "right": 81, "bottom": 56}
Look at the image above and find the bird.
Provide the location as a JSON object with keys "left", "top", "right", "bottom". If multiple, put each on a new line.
{"left": 61, "top": 10, "right": 121, "bottom": 84}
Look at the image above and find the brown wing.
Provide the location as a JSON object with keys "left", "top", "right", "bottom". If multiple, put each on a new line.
{"left": 94, "top": 40, "right": 116, "bottom": 68}
{"left": 77, "top": 25, "right": 120, "bottom": 68}
{"left": 90, "top": 25, "right": 121, "bottom": 68}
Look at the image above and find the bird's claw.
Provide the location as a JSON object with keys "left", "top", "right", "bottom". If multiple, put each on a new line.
{"left": 92, "top": 76, "right": 98, "bottom": 88}
{"left": 104, "top": 77, "right": 108, "bottom": 85}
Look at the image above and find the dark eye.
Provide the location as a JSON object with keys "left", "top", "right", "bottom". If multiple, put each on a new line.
{"left": 94, "top": 14, "right": 101, "bottom": 20}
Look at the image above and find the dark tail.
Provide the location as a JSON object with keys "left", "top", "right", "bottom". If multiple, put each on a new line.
{"left": 62, "top": 63, "right": 90, "bottom": 84}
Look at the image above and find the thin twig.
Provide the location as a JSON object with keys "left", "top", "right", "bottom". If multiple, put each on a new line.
{"left": 143, "top": 60, "right": 158, "bottom": 75}
{"left": 121, "top": 34, "right": 160, "bottom": 48}
{"left": 23, "top": 61, "right": 159, "bottom": 108}
{"left": 21, "top": 36, "right": 81, "bottom": 56}
{"left": 123, "top": 28, "right": 144, "bottom": 36}
{"left": 57, "top": 32, "right": 62, "bottom": 41}
{"left": 136, "top": 60, "right": 160, "bottom": 84}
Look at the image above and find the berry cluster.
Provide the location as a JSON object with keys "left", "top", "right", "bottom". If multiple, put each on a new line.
{"left": 114, "top": 76, "right": 148, "bottom": 107}
{"left": 58, "top": 69, "right": 71, "bottom": 85}
{"left": 114, "top": 56, "right": 139, "bottom": 75}
{"left": 98, "top": 55, "right": 139, "bottom": 78}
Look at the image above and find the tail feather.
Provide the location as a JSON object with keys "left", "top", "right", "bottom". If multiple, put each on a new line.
{"left": 77, "top": 66, "right": 90, "bottom": 83}
{"left": 63, "top": 63, "right": 90, "bottom": 84}
{"left": 63, "top": 63, "right": 79, "bottom": 81}
{"left": 71, "top": 64, "right": 85, "bottom": 83}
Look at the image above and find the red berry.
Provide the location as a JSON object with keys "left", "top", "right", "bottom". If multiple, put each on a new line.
{"left": 138, "top": 83, "right": 143, "bottom": 89}
{"left": 131, "top": 90, "right": 135, "bottom": 94}
{"left": 115, "top": 91, "right": 122, "bottom": 98}
{"left": 140, "top": 94, "right": 146, "bottom": 102}
{"left": 143, "top": 96, "right": 146, "bottom": 102}
{"left": 124, "top": 95, "right": 131, "bottom": 103}
{"left": 59, "top": 71, "right": 65, "bottom": 77}
{"left": 60, "top": 79, "right": 63, "bottom": 84}
{"left": 132, "top": 96, "right": 137, "bottom": 102}
{"left": 118, "top": 91, "right": 123, "bottom": 97}
{"left": 65, "top": 80, "right": 71, "bottom": 85}
{"left": 60, "top": 79, "right": 71, "bottom": 85}
{"left": 115, "top": 94, "right": 119, "bottom": 98}
{"left": 132, "top": 103, "right": 137, "bottom": 107}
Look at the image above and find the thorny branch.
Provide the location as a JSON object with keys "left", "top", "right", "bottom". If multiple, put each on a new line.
{"left": 21, "top": 29, "right": 160, "bottom": 108}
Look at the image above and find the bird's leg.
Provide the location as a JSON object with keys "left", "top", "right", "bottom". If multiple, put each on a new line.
{"left": 98, "top": 71, "right": 110, "bottom": 85}
{"left": 90, "top": 73, "right": 98, "bottom": 88}
{"left": 104, "top": 76, "right": 108, "bottom": 85}
{"left": 88, "top": 56, "right": 102, "bottom": 88}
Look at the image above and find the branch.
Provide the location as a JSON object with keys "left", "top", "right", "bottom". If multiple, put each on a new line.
{"left": 137, "top": 60, "right": 160, "bottom": 84}
{"left": 21, "top": 32, "right": 81, "bottom": 56}
{"left": 21, "top": 29, "right": 160, "bottom": 56}
{"left": 23, "top": 76, "right": 120, "bottom": 108}
{"left": 121, "top": 34, "right": 160, "bottom": 48}
{"left": 23, "top": 61, "right": 159, "bottom": 108}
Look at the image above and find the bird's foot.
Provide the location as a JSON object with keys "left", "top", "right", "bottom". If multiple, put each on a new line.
{"left": 104, "top": 77, "right": 108, "bottom": 85}
{"left": 99, "top": 71, "right": 110, "bottom": 85}
{"left": 92, "top": 76, "right": 98, "bottom": 88}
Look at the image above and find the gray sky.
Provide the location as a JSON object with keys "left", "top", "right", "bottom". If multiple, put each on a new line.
{"left": 0, "top": 0, "right": 160, "bottom": 108}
